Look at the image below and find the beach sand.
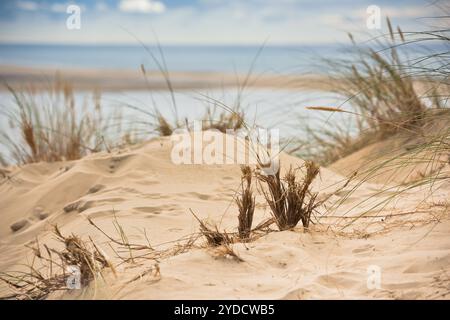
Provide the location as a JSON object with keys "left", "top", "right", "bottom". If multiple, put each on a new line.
{"left": 0, "top": 65, "right": 333, "bottom": 92}
{"left": 0, "top": 133, "right": 449, "bottom": 299}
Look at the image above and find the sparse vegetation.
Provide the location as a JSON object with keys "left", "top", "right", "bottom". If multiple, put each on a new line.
{"left": 200, "top": 102, "right": 246, "bottom": 133}
{"left": 257, "top": 161, "right": 320, "bottom": 231}
{"left": 297, "top": 17, "right": 450, "bottom": 226}
{"left": 0, "top": 80, "right": 120, "bottom": 164}
{"left": 296, "top": 17, "right": 449, "bottom": 166}
{"left": 1, "top": 8, "right": 449, "bottom": 301}
{"left": 336, "top": 24, "right": 427, "bottom": 136}
{"left": 191, "top": 209, "right": 232, "bottom": 247}
{"left": 0, "top": 225, "right": 114, "bottom": 300}
{"left": 130, "top": 98, "right": 247, "bottom": 138}
{"left": 237, "top": 165, "right": 255, "bottom": 240}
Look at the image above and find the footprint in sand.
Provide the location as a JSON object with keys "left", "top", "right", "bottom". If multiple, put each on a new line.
{"left": 108, "top": 155, "right": 132, "bottom": 173}
{"left": 53, "top": 165, "right": 72, "bottom": 178}
{"left": 281, "top": 288, "right": 312, "bottom": 299}
{"left": 141, "top": 192, "right": 170, "bottom": 200}
{"left": 222, "top": 176, "right": 235, "bottom": 181}
{"left": 86, "top": 184, "right": 105, "bottom": 194}
{"left": 10, "top": 207, "right": 51, "bottom": 233}
{"left": 81, "top": 197, "right": 126, "bottom": 212}
{"left": 64, "top": 200, "right": 82, "bottom": 213}
{"left": 10, "top": 219, "right": 30, "bottom": 232}
{"left": 352, "top": 244, "right": 375, "bottom": 255}
{"left": 316, "top": 271, "right": 360, "bottom": 289}
{"left": 179, "top": 192, "right": 213, "bottom": 201}
{"left": 135, "top": 204, "right": 180, "bottom": 215}
{"left": 32, "top": 206, "right": 50, "bottom": 220}
{"left": 64, "top": 197, "right": 125, "bottom": 213}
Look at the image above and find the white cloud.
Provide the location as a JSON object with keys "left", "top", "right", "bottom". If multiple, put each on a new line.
{"left": 5, "top": 1, "right": 439, "bottom": 45}
{"left": 51, "top": 3, "right": 68, "bottom": 13}
{"left": 119, "top": 0, "right": 166, "bottom": 14}
{"left": 50, "top": 2, "right": 86, "bottom": 13}
{"left": 16, "top": 0, "right": 38, "bottom": 11}
{"left": 16, "top": 1, "right": 86, "bottom": 13}
{"left": 381, "top": 6, "right": 439, "bottom": 19}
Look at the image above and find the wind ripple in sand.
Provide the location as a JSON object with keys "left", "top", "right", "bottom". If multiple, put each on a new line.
{"left": 0, "top": 133, "right": 449, "bottom": 299}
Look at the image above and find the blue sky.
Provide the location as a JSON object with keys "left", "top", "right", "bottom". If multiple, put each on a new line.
{"left": 0, "top": 0, "right": 445, "bottom": 45}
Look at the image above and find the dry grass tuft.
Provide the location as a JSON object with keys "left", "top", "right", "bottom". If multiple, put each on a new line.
{"left": 257, "top": 161, "right": 320, "bottom": 231}
{"left": 199, "top": 220, "right": 232, "bottom": 246}
{"left": 88, "top": 213, "right": 201, "bottom": 265}
{"left": 190, "top": 209, "right": 233, "bottom": 246}
{"left": 134, "top": 46, "right": 246, "bottom": 137}
{"left": 210, "top": 244, "right": 244, "bottom": 262}
{"left": 87, "top": 214, "right": 154, "bottom": 264}
{"left": 332, "top": 19, "right": 428, "bottom": 137}
{"left": 156, "top": 113, "right": 175, "bottom": 136}
{"left": 295, "top": 18, "right": 448, "bottom": 165}
{"left": 126, "top": 264, "right": 161, "bottom": 284}
{"left": 201, "top": 105, "right": 246, "bottom": 133}
{"left": 147, "top": 105, "right": 246, "bottom": 137}
{"left": 237, "top": 165, "right": 256, "bottom": 240}
{"left": 52, "top": 225, "right": 114, "bottom": 285}
{"left": 1, "top": 80, "right": 121, "bottom": 164}
{"left": 0, "top": 225, "right": 114, "bottom": 300}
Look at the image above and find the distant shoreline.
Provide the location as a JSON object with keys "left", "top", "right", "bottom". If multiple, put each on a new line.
{"left": 0, "top": 65, "right": 333, "bottom": 92}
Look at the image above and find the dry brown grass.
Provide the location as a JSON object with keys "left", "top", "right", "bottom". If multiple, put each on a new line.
{"left": 87, "top": 214, "right": 154, "bottom": 264}
{"left": 190, "top": 210, "right": 233, "bottom": 247}
{"left": 135, "top": 50, "right": 247, "bottom": 137}
{"left": 257, "top": 161, "right": 320, "bottom": 231}
{"left": 201, "top": 104, "right": 246, "bottom": 133}
{"left": 209, "top": 244, "right": 244, "bottom": 262}
{"left": 295, "top": 18, "right": 448, "bottom": 166}
{"left": 0, "top": 225, "right": 114, "bottom": 300}
{"left": 146, "top": 104, "right": 246, "bottom": 137}
{"left": 88, "top": 213, "right": 199, "bottom": 265}
{"left": 189, "top": 210, "right": 244, "bottom": 261}
{"left": 1, "top": 80, "right": 120, "bottom": 164}
{"left": 331, "top": 20, "right": 428, "bottom": 137}
{"left": 237, "top": 165, "right": 256, "bottom": 240}
{"left": 155, "top": 113, "right": 175, "bottom": 137}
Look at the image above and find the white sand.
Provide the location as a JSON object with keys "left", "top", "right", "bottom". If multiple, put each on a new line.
{"left": 0, "top": 133, "right": 449, "bottom": 299}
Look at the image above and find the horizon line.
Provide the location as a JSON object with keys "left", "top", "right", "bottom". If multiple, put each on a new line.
{"left": 0, "top": 41, "right": 347, "bottom": 47}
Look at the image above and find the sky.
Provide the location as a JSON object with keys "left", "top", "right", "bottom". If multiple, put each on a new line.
{"left": 0, "top": 0, "right": 446, "bottom": 45}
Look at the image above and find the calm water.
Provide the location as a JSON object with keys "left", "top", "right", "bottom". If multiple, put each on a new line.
{"left": 0, "top": 44, "right": 348, "bottom": 74}
{"left": 0, "top": 42, "right": 438, "bottom": 162}
{"left": 0, "top": 87, "right": 355, "bottom": 162}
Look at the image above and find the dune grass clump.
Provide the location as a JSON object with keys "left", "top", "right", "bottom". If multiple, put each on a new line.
{"left": 0, "top": 225, "right": 114, "bottom": 300}
{"left": 332, "top": 19, "right": 429, "bottom": 136}
{"left": 297, "top": 17, "right": 450, "bottom": 222}
{"left": 296, "top": 18, "right": 448, "bottom": 166}
{"left": 1, "top": 81, "right": 118, "bottom": 164}
{"left": 258, "top": 161, "right": 320, "bottom": 231}
{"left": 189, "top": 210, "right": 244, "bottom": 261}
{"left": 135, "top": 46, "right": 247, "bottom": 137}
{"left": 237, "top": 165, "right": 256, "bottom": 240}
{"left": 190, "top": 210, "right": 232, "bottom": 247}
{"left": 200, "top": 102, "right": 246, "bottom": 133}
{"left": 155, "top": 113, "right": 175, "bottom": 137}
{"left": 51, "top": 225, "right": 114, "bottom": 286}
{"left": 134, "top": 102, "right": 246, "bottom": 138}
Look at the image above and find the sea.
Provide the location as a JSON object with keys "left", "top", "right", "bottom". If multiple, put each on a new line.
{"left": 0, "top": 43, "right": 345, "bottom": 74}
{"left": 0, "top": 43, "right": 439, "bottom": 162}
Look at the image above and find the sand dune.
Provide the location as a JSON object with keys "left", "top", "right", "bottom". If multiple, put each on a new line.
{"left": 0, "top": 133, "right": 449, "bottom": 299}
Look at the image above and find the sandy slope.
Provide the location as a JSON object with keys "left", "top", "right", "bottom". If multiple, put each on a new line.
{"left": 0, "top": 133, "right": 449, "bottom": 299}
